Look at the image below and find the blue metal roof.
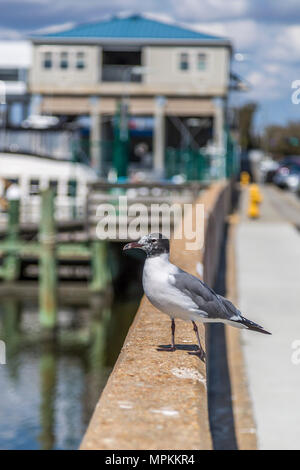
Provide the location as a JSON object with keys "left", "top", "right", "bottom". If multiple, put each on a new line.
{"left": 40, "top": 15, "right": 225, "bottom": 41}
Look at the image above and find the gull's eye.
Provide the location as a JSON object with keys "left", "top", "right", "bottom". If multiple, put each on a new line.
{"left": 151, "top": 238, "right": 157, "bottom": 243}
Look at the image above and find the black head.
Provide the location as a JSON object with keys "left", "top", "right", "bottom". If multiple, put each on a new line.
{"left": 123, "top": 233, "right": 169, "bottom": 258}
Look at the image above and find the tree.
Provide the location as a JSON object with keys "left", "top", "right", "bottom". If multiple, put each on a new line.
{"left": 263, "top": 121, "right": 300, "bottom": 157}
{"left": 237, "top": 102, "right": 258, "bottom": 151}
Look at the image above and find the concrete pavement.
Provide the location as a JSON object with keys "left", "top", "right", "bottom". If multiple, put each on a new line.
{"left": 236, "top": 185, "right": 300, "bottom": 449}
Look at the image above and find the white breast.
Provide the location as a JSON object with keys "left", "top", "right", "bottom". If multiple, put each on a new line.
{"left": 142, "top": 254, "right": 199, "bottom": 321}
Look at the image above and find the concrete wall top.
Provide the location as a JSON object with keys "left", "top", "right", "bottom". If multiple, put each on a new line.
{"left": 80, "top": 181, "right": 230, "bottom": 450}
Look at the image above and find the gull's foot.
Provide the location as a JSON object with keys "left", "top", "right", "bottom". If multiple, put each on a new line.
{"left": 157, "top": 345, "right": 176, "bottom": 352}
{"left": 188, "top": 348, "right": 206, "bottom": 362}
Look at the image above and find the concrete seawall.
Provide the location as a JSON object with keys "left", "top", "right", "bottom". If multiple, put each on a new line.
{"left": 80, "top": 181, "right": 232, "bottom": 450}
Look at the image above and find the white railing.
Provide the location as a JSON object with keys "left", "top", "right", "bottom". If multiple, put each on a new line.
{"left": 0, "top": 129, "right": 74, "bottom": 160}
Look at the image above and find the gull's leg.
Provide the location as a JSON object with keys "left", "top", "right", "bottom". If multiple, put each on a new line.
{"left": 188, "top": 321, "right": 206, "bottom": 362}
{"left": 157, "top": 318, "right": 176, "bottom": 352}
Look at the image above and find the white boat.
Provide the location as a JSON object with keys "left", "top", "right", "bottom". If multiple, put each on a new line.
{"left": 0, "top": 152, "right": 97, "bottom": 224}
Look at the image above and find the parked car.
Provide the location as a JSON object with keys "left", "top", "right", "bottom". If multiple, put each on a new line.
{"left": 286, "top": 166, "right": 300, "bottom": 192}
{"left": 273, "top": 163, "right": 300, "bottom": 191}
{"left": 260, "top": 158, "right": 279, "bottom": 183}
{"left": 21, "top": 115, "right": 59, "bottom": 129}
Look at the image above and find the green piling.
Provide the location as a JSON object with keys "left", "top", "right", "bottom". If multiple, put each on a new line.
{"left": 2, "top": 199, "right": 20, "bottom": 281}
{"left": 113, "top": 101, "right": 129, "bottom": 179}
{"left": 39, "top": 189, "right": 57, "bottom": 330}
{"left": 85, "top": 295, "right": 112, "bottom": 407}
{"left": 89, "top": 305, "right": 111, "bottom": 369}
{"left": 38, "top": 343, "right": 56, "bottom": 450}
{"left": 89, "top": 241, "right": 110, "bottom": 292}
{"left": 2, "top": 298, "right": 21, "bottom": 367}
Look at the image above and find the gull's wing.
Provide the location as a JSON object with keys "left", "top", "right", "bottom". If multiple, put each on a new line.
{"left": 216, "top": 295, "right": 242, "bottom": 318}
{"left": 170, "top": 268, "right": 271, "bottom": 334}
{"left": 170, "top": 270, "right": 239, "bottom": 321}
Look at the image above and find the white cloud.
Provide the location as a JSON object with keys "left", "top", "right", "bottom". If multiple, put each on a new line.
{"left": 270, "top": 25, "right": 300, "bottom": 62}
{"left": 190, "top": 19, "right": 261, "bottom": 50}
{"left": 34, "top": 22, "right": 75, "bottom": 34}
{"left": 0, "top": 27, "right": 22, "bottom": 40}
{"left": 173, "top": 0, "right": 248, "bottom": 21}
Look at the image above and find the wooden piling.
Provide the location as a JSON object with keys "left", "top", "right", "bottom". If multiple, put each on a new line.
{"left": 2, "top": 200, "right": 20, "bottom": 281}
{"left": 39, "top": 189, "right": 57, "bottom": 330}
{"left": 39, "top": 343, "right": 56, "bottom": 450}
{"left": 2, "top": 298, "right": 21, "bottom": 357}
{"left": 89, "top": 241, "right": 110, "bottom": 292}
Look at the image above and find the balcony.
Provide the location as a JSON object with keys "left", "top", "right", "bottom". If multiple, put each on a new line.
{"left": 101, "top": 65, "right": 142, "bottom": 83}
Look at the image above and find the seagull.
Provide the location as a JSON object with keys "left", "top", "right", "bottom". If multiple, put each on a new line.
{"left": 123, "top": 233, "right": 271, "bottom": 361}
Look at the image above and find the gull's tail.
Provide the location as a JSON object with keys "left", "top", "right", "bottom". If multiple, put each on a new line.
{"left": 235, "top": 315, "right": 271, "bottom": 335}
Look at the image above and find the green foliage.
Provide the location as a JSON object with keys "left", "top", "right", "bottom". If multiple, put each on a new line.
{"left": 263, "top": 122, "right": 300, "bottom": 157}
{"left": 237, "top": 102, "right": 258, "bottom": 151}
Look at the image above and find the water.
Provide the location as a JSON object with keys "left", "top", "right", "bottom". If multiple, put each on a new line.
{"left": 0, "top": 264, "right": 143, "bottom": 449}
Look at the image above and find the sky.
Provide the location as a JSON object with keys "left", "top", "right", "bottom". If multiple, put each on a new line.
{"left": 1, "top": 0, "right": 300, "bottom": 130}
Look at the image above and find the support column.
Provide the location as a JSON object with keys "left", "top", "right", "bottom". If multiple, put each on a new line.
{"left": 213, "top": 98, "right": 227, "bottom": 179}
{"left": 213, "top": 99, "right": 225, "bottom": 150}
{"left": 3, "top": 199, "right": 20, "bottom": 281}
{"left": 39, "top": 188, "right": 57, "bottom": 331}
{"left": 89, "top": 96, "right": 102, "bottom": 176}
{"left": 30, "top": 94, "right": 42, "bottom": 116}
{"left": 153, "top": 96, "right": 166, "bottom": 177}
{"left": 113, "top": 100, "right": 129, "bottom": 179}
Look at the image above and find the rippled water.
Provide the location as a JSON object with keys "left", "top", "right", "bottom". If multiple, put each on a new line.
{"left": 0, "top": 280, "right": 142, "bottom": 449}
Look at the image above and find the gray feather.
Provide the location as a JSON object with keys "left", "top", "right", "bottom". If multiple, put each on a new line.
{"left": 172, "top": 271, "right": 236, "bottom": 320}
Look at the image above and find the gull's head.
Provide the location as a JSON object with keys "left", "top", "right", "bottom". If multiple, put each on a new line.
{"left": 123, "top": 233, "right": 169, "bottom": 257}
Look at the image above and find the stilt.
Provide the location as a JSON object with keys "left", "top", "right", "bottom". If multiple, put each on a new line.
{"left": 39, "top": 189, "right": 57, "bottom": 331}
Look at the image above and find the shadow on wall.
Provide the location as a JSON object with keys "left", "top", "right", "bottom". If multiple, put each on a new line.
{"left": 207, "top": 222, "right": 238, "bottom": 450}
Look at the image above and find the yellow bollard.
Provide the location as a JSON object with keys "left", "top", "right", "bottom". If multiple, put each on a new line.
{"left": 248, "top": 184, "right": 262, "bottom": 219}
{"left": 240, "top": 171, "right": 250, "bottom": 186}
{"left": 250, "top": 184, "right": 263, "bottom": 204}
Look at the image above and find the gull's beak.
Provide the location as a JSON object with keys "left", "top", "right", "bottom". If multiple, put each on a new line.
{"left": 123, "top": 242, "right": 143, "bottom": 251}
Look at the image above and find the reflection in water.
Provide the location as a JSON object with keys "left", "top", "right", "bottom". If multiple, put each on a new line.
{"left": 0, "top": 248, "right": 143, "bottom": 450}
{"left": 39, "top": 343, "right": 56, "bottom": 450}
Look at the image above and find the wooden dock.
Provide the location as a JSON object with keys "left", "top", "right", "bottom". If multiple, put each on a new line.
{"left": 0, "top": 180, "right": 205, "bottom": 331}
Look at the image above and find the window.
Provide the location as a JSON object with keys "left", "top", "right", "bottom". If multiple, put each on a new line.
{"left": 0, "top": 68, "right": 19, "bottom": 81}
{"left": 7, "top": 178, "right": 19, "bottom": 185}
{"left": 179, "top": 52, "right": 189, "bottom": 71}
{"left": 43, "top": 52, "right": 52, "bottom": 69}
{"left": 197, "top": 53, "right": 207, "bottom": 71}
{"left": 76, "top": 51, "right": 85, "bottom": 69}
{"left": 60, "top": 51, "right": 68, "bottom": 69}
{"left": 102, "top": 50, "right": 142, "bottom": 82}
{"left": 49, "top": 180, "right": 58, "bottom": 196}
{"left": 29, "top": 179, "right": 40, "bottom": 196}
{"left": 67, "top": 180, "right": 77, "bottom": 197}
